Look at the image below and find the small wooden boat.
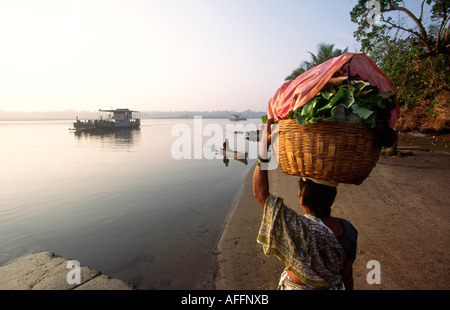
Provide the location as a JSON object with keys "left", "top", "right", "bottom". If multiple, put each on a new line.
{"left": 221, "top": 148, "right": 248, "bottom": 160}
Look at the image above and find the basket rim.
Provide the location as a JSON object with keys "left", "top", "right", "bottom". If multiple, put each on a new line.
{"left": 275, "top": 119, "right": 381, "bottom": 184}
{"left": 276, "top": 118, "right": 375, "bottom": 130}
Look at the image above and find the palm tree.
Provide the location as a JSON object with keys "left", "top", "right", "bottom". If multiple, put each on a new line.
{"left": 284, "top": 66, "right": 307, "bottom": 81}
{"left": 285, "top": 43, "right": 348, "bottom": 81}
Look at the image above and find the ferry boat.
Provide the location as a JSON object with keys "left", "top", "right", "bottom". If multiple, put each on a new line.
{"left": 229, "top": 114, "right": 247, "bottom": 121}
{"left": 72, "top": 109, "right": 140, "bottom": 132}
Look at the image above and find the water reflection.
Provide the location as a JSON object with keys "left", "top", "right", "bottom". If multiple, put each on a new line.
{"left": 221, "top": 148, "right": 248, "bottom": 167}
{"left": 234, "top": 129, "right": 262, "bottom": 142}
{"left": 72, "top": 128, "right": 141, "bottom": 151}
{"left": 0, "top": 119, "right": 261, "bottom": 289}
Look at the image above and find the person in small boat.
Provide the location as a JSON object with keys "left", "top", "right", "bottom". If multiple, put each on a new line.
{"left": 252, "top": 118, "right": 358, "bottom": 290}
{"left": 223, "top": 139, "right": 229, "bottom": 151}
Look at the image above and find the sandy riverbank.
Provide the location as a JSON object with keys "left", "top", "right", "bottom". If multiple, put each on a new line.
{"left": 215, "top": 133, "right": 450, "bottom": 290}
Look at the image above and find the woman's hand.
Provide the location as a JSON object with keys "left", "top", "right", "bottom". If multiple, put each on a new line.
{"left": 259, "top": 118, "right": 274, "bottom": 158}
{"left": 265, "top": 118, "right": 274, "bottom": 149}
{"left": 253, "top": 118, "right": 275, "bottom": 208}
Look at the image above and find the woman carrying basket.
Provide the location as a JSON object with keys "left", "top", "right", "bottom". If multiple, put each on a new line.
{"left": 252, "top": 118, "right": 358, "bottom": 290}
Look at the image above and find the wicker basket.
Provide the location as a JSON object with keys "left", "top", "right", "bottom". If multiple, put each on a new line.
{"left": 275, "top": 119, "right": 382, "bottom": 185}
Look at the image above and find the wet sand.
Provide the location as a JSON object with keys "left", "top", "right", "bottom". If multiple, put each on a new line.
{"left": 215, "top": 134, "right": 450, "bottom": 290}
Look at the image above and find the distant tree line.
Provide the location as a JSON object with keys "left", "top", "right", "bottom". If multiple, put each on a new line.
{"left": 141, "top": 109, "right": 265, "bottom": 119}
{"left": 0, "top": 109, "right": 265, "bottom": 121}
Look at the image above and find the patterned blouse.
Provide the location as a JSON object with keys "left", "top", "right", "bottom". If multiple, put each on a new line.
{"left": 257, "top": 194, "right": 356, "bottom": 289}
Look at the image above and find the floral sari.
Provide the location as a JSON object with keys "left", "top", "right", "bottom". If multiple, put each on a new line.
{"left": 257, "top": 194, "right": 345, "bottom": 290}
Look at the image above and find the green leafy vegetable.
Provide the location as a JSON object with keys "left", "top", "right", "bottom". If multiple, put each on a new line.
{"left": 292, "top": 76, "right": 396, "bottom": 128}
{"left": 260, "top": 76, "right": 396, "bottom": 128}
{"left": 351, "top": 104, "right": 374, "bottom": 119}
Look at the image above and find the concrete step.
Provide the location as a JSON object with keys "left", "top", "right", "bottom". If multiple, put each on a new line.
{"left": 0, "top": 251, "right": 136, "bottom": 290}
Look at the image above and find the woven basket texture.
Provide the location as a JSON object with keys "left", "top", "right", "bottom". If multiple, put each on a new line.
{"left": 276, "top": 119, "right": 381, "bottom": 185}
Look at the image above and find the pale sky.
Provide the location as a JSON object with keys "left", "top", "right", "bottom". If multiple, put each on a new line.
{"left": 0, "top": 0, "right": 373, "bottom": 112}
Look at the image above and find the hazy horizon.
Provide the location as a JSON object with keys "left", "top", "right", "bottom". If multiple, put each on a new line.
{"left": 0, "top": 0, "right": 362, "bottom": 114}
{"left": 0, "top": 1, "right": 428, "bottom": 114}
{"left": 0, "top": 108, "right": 266, "bottom": 121}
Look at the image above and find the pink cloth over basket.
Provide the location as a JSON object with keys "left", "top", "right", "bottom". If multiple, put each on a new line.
{"left": 267, "top": 53, "right": 400, "bottom": 127}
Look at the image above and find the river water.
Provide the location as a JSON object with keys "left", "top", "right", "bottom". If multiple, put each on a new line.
{"left": 0, "top": 118, "right": 260, "bottom": 289}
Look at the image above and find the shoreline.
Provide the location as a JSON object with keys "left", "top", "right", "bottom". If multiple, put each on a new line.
{"left": 214, "top": 138, "right": 450, "bottom": 290}
{"left": 215, "top": 164, "right": 300, "bottom": 290}
{"left": 0, "top": 251, "right": 135, "bottom": 290}
{"left": 1, "top": 134, "right": 448, "bottom": 290}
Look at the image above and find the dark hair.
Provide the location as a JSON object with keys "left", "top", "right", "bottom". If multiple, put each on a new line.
{"left": 298, "top": 178, "right": 337, "bottom": 218}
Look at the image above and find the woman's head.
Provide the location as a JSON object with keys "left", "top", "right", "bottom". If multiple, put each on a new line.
{"left": 298, "top": 178, "right": 337, "bottom": 218}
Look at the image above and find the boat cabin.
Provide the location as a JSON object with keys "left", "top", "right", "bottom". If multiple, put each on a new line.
{"left": 99, "top": 109, "right": 140, "bottom": 125}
